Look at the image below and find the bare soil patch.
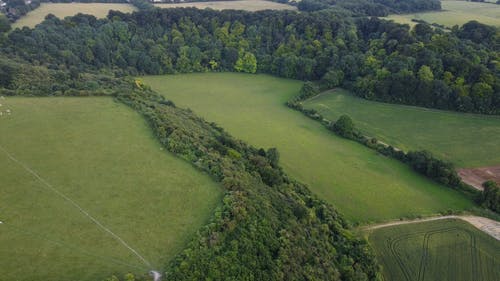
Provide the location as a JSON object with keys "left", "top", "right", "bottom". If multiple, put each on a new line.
{"left": 457, "top": 166, "right": 500, "bottom": 190}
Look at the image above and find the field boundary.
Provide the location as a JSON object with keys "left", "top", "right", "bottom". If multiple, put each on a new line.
{"left": 363, "top": 215, "right": 500, "bottom": 241}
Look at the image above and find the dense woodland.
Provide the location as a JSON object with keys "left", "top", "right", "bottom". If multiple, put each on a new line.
{"left": 0, "top": 4, "right": 499, "bottom": 280}
{"left": 1, "top": 8, "right": 499, "bottom": 114}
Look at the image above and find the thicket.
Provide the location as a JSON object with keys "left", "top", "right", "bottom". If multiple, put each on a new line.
{"left": 0, "top": 59, "right": 382, "bottom": 280}
{"left": 482, "top": 181, "right": 500, "bottom": 213}
{"left": 3, "top": 9, "right": 498, "bottom": 114}
{"left": 297, "top": 0, "right": 441, "bottom": 16}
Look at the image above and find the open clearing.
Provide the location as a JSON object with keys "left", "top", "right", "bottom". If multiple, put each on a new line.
{"left": 154, "top": 0, "right": 296, "bottom": 12}
{"left": 303, "top": 89, "right": 500, "bottom": 168}
{"left": 0, "top": 97, "right": 221, "bottom": 281}
{"left": 140, "top": 73, "right": 473, "bottom": 223}
{"left": 12, "top": 3, "right": 137, "bottom": 29}
{"left": 384, "top": 0, "right": 500, "bottom": 27}
{"left": 368, "top": 219, "right": 500, "bottom": 281}
{"left": 458, "top": 166, "right": 500, "bottom": 190}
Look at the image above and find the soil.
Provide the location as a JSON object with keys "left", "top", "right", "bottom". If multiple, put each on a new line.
{"left": 457, "top": 166, "right": 500, "bottom": 190}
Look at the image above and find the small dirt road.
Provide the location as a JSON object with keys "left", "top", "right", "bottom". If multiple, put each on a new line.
{"left": 364, "top": 215, "right": 500, "bottom": 240}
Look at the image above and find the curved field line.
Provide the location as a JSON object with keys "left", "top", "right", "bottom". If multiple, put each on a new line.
{"left": 0, "top": 144, "right": 152, "bottom": 269}
{"left": 386, "top": 227, "right": 480, "bottom": 281}
{"left": 364, "top": 215, "right": 500, "bottom": 241}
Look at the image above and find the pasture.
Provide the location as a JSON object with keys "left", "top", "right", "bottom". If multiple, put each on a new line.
{"left": 12, "top": 3, "right": 137, "bottom": 29}
{"left": 154, "top": 0, "right": 296, "bottom": 12}
{"left": 140, "top": 73, "right": 473, "bottom": 223}
{"left": 384, "top": 0, "right": 500, "bottom": 27}
{"left": 368, "top": 219, "right": 500, "bottom": 281}
{"left": 302, "top": 89, "right": 500, "bottom": 168}
{"left": 0, "top": 97, "right": 221, "bottom": 281}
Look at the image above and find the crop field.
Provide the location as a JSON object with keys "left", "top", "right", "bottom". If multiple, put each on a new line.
{"left": 12, "top": 3, "right": 137, "bottom": 29}
{"left": 302, "top": 89, "right": 500, "bottom": 168}
{"left": 140, "top": 73, "right": 473, "bottom": 223}
{"left": 384, "top": 0, "right": 500, "bottom": 27}
{"left": 154, "top": 0, "right": 296, "bottom": 12}
{"left": 368, "top": 219, "right": 500, "bottom": 281}
{"left": 0, "top": 97, "right": 221, "bottom": 281}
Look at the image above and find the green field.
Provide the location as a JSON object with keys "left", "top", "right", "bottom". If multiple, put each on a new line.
{"left": 12, "top": 3, "right": 137, "bottom": 29}
{"left": 140, "top": 73, "right": 473, "bottom": 223}
{"left": 384, "top": 0, "right": 500, "bottom": 27}
{"left": 368, "top": 219, "right": 500, "bottom": 281}
{"left": 154, "top": 0, "right": 296, "bottom": 12}
{"left": 0, "top": 97, "right": 221, "bottom": 281}
{"left": 302, "top": 89, "right": 500, "bottom": 168}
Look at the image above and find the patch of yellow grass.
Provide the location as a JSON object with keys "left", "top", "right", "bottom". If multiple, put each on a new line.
{"left": 13, "top": 3, "right": 137, "bottom": 29}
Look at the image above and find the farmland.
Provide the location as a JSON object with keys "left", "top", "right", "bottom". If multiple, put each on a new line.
{"left": 384, "top": 0, "right": 500, "bottom": 27}
{"left": 12, "top": 3, "right": 137, "bottom": 29}
{"left": 140, "top": 73, "right": 473, "bottom": 223}
{"left": 302, "top": 89, "right": 500, "bottom": 168}
{"left": 154, "top": 0, "right": 296, "bottom": 12}
{"left": 368, "top": 219, "right": 500, "bottom": 281}
{"left": 0, "top": 97, "right": 221, "bottom": 281}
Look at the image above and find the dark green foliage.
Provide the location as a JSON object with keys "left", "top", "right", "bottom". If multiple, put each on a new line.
{"left": 297, "top": 0, "right": 441, "bottom": 16}
{"left": 2, "top": 9, "right": 498, "bottom": 114}
{"left": 329, "top": 115, "right": 355, "bottom": 139}
{"left": 0, "top": 15, "right": 11, "bottom": 33}
{"left": 482, "top": 181, "right": 500, "bottom": 212}
{"left": 116, "top": 83, "right": 381, "bottom": 281}
{"left": 406, "top": 150, "right": 461, "bottom": 187}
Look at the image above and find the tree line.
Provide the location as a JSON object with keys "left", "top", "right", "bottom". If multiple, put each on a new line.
{"left": 2, "top": 8, "right": 498, "bottom": 114}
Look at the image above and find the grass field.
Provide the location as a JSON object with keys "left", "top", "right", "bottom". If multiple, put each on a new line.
{"left": 384, "top": 0, "right": 500, "bottom": 27}
{"left": 302, "top": 89, "right": 500, "bottom": 168}
{"left": 140, "top": 73, "right": 473, "bottom": 223}
{"left": 0, "top": 97, "right": 221, "bottom": 281}
{"left": 154, "top": 0, "right": 296, "bottom": 11}
{"left": 368, "top": 219, "right": 500, "bottom": 281}
{"left": 12, "top": 3, "right": 137, "bottom": 29}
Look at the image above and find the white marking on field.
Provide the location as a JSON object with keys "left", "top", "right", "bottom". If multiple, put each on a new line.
{"left": 0, "top": 144, "right": 152, "bottom": 268}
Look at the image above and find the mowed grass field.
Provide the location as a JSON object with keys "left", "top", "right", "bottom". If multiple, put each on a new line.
{"left": 368, "top": 219, "right": 500, "bottom": 281}
{"left": 154, "top": 0, "right": 296, "bottom": 11}
{"left": 384, "top": 0, "right": 500, "bottom": 27}
{"left": 0, "top": 97, "right": 221, "bottom": 281}
{"left": 12, "top": 3, "right": 137, "bottom": 29}
{"left": 302, "top": 89, "right": 500, "bottom": 168}
{"left": 140, "top": 73, "right": 473, "bottom": 223}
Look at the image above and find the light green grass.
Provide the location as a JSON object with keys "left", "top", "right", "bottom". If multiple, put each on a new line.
{"left": 302, "top": 89, "right": 500, "bottom": 168}
{"left": 384, "top": 0, "right": 500, "bottom": 27}
{"left": 12, "top": 3, "right": 137, "bottom": 29}
{"left": 154, "top": 0, "right": 296, "bottom": 12}
{"left": 368, "top": 219, "right": 500, "bottom": 281}
{"left": 140, "top": 73, "right": 473, "bottom": 223}
{"left": 0, "top": 97, "right": 221, "bottom": 281}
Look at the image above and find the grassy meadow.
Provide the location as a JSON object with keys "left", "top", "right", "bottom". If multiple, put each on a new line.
{"left": 384, "top": 0, "right": 500, "bottom": 27}
{"left": 140, "top": 73, "right": 473, "bottom": 223}
{"left": 302, "top": 89, "right": 500, "bottom": 168}
{"left": 154, "top": 0, "right": 296, "bottom": 12}
{"left": 12, "top": 3, "right": 137, "bottom": 29}
{"left": 0, "top": 97, "right": 221, "bottom": 281}
{"left": 368, "top": 219, "right": 500, "bottom": 281}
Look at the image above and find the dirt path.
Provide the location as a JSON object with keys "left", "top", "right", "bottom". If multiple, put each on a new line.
{"left": 364, "top": 215, "right": 500, "bottom": 240}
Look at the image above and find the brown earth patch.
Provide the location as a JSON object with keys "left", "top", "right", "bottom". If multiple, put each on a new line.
{"left": 457, "top": 166, "right": 500, "bottom": 190}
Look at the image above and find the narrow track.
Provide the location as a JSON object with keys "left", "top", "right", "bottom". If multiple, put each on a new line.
{"left": 364, "top": 215, "right": 500, "bottom": 241}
